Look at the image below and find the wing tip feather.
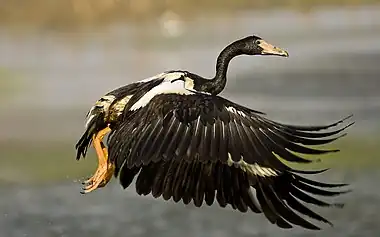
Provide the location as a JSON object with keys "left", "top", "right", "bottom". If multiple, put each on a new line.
{"left": 254, "top": 170, "right": 349, "bottom": 230}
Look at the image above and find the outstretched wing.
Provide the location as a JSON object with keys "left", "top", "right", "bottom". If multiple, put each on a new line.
{"left": 107, "top": 93, "right": 353, "bottom": 230}
{"left": 108, "top": 93, "right": 352, "bottom": 174}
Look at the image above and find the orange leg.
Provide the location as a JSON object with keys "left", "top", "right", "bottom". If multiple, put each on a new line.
{"left": 81, "top": 126, "right": 115, "bottom": 194}
{"left": 82, "top": 130, "right": 109, "bottom": 185}
{"left": 81, "top": 139, "right": 108, "bottom": 185}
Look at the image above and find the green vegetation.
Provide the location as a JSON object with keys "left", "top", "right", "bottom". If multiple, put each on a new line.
{"left": 0, "top": 141, "right": 96, "bottom": 185}
{"left": 0, "top": 68, "right": 25, "bottom": 100}
{"left": 286, "top": 136, "right": 380, "bottom": 171}
{"left": 0, "top": 135, "right": 379, "bottom": 185}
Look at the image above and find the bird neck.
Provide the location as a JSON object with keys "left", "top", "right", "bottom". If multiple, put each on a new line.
{"left": 202, "top": 42, "right": 243, "bottom": 95}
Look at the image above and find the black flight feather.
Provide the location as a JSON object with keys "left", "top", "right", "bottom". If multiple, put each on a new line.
{"left": 103, "top": 93, "right": 352, "bottom": 230}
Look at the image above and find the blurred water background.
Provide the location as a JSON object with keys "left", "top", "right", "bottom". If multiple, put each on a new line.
{"left": 0, "top": 1, "right": 380, "bottom": 236}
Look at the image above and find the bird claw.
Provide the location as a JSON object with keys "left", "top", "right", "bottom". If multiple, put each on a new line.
{"left": 82, "top": 169, "right": 101, "bottom": 185}
{"left": 81, "top": 163, "right": 115, "bottom": 194}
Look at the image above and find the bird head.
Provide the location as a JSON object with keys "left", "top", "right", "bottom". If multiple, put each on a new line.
{"left": 240, "top": 35, "right": 289, "bottom": 57}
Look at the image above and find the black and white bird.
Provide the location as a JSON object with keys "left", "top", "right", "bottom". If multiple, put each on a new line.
{"left": 75, "top": 35, "right": 353, "bottom": 230}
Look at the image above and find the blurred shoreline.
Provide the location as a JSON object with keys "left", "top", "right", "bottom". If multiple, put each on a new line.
{"left": 0, "top": 0, "right": 380, "bottom": 32}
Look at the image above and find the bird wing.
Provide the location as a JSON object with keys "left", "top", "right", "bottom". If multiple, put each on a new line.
{"left": 108, "top": 93, "right": 351, "bottom": 174}
{"left": 107, "top": 93, "right": 352, "bottom": 230}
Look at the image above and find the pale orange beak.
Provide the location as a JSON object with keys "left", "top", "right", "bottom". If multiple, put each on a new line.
{"left": 257, "top": 39, "right": 289, "bottom": 57}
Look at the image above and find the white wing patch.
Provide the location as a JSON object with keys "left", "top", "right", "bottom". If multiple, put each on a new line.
{"left": 129, "top": 79, "right": 194, "bottom": 111}
{"left": 227, "top": 155, "right": 278, "bottom": 177}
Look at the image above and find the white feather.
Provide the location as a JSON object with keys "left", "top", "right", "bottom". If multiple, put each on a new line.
{"left": 84, "top": 113, "right": 95, "bottom": 128}
{"left": 227, "top": 156, "right": 278, "bottom": 177}
{"left": 129, "top": 79, "right": 194, "bottom": 111}
{"left": 226, "top": 106, "right": 247, "bottom": 118}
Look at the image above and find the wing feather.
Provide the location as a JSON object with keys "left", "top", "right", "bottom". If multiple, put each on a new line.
{"left": 262, "top": 183, "right": 321, "bottom": 230}
{"left": 108, "top": 93, "right": 352, "bottom": 173}
{"left": 106, "top": 93, "right": 352, "bottom": 230}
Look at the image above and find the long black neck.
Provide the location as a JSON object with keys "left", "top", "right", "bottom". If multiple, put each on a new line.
{"left": 198, "top": 41, "right": 244, "bottom": 95}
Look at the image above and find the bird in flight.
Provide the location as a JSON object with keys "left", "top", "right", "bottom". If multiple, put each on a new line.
{"left": 75, "top": 35, "right": 353, "bottom": 230}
